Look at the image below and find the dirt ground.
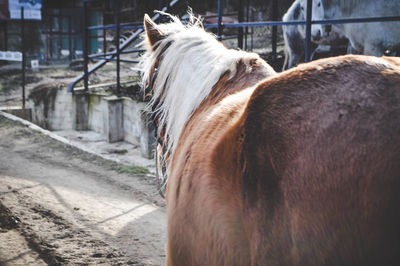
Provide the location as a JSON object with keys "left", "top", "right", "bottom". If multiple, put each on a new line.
{"left": 0, "top": 115, "right": 166, "bottom": 265}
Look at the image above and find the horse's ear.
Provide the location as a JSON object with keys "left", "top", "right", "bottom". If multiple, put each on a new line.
{"left": 144, "top": 14, "right": 165, "bottom": 49}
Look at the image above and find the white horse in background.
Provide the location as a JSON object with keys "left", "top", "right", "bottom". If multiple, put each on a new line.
{"left": 283, "top": 0, "right": 348, "bottom": 70}
{"left": 298, "top": 0, "right": 325, "bottom": 42}
{"left": 282, "top": 0, "right": 310, "bottom": 70}
{"left": 313, "top": 0, "right": 400, "bottom": 55}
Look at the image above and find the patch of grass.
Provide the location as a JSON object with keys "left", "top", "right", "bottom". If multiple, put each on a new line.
{"left": 75, "top": 81, "right": 84, "bottom": 87}
{"left": 14, "top": 129, "right": 32, "bottom": 137}
{"left": 15, "top": 130, "right": 24, "bottom": 136}
{"left": 112, "top": 165, "right": 150, "bottom": 176}
{"left": 49, "top": 143, "right": 60, "bottom": 149}
{"left": 127, "top": 75, "right": 141, "bottom": 82}
{"left": 0, "top": 117, "right": 15, "bottom": 127}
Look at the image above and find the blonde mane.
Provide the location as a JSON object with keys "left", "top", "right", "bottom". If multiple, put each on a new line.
{"left": 140, "top": 13, "right": 262, "bottom": 156}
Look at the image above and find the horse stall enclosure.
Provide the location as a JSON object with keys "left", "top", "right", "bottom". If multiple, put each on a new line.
{"left": 1, "top": 0, "right": 400, "bottom": 264}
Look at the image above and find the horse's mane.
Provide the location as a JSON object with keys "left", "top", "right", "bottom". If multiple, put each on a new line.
{"left": 140, "top": 12, "right": 261, "bottom": 157}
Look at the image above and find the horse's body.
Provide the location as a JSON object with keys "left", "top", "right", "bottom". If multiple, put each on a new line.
{"left": 141, "top": 13, "right": 400, "bottom": 265}
{"left": 307, "top": 0, "right": 400, "bottom": 55}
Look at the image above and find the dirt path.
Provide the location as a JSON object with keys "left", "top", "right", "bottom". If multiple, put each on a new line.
{"left": 0, "top": 115, "right": 166, "bottom": 265}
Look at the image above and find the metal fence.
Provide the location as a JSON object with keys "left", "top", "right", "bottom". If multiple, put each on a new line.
{"left": 207, "top": 0, "right": 400, "bottom": 63}
{"left": 68, "top": 0, "right": 400, "bottom": 93}
{"left": 68, "top": 0, "right": 181, "bottom": 93}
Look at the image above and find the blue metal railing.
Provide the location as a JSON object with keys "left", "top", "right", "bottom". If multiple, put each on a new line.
{"left": 305, "top": 0, "right": 313, "bottom": 62}
{"left": 68, "top": 0, "right": 180, "bottom": 93}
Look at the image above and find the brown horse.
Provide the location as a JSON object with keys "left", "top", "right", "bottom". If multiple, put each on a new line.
{"left": 141, "top": 12, "right": 400, "bottom": 266}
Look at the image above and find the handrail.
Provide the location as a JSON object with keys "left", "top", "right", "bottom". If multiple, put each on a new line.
{"left": 68, "top": 0, "right": 180, "bottom": 93}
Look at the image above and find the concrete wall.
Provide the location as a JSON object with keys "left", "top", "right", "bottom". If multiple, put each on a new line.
{"left": 87, "top": 93, "right": 107, "bottom": 134}
{"left": 104, "top": 96, "right": 124, "bottom": 143}
{"left": 28, "top": 87, "right": 155, "bottom": 158}
{"left": 55, "top": 90, "right": 76, "bottom": 130}
{"left": 123, "top": 98, "right": 156, "bottom": 158}
{"left": 29, "top": 88, "right": 76, "bottom": 131}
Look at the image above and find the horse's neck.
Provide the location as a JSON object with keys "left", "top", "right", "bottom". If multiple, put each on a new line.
{"left": 168, "top": 59, "right": 274, "bottom": 160}
{"left": 181, "top": 60, "right": 276, "bottom": 150}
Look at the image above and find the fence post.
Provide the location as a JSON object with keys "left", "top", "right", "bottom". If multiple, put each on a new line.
{"left": 244, "top": 0, "right": 250, "bottom": 50}
{"left": 115, "top": 0, "right": 121, "bottom": 95}
{"left": 68, "top": 16, "right": 73, "bottom": 61}
{"left": 167, "top": 0, "right": 171, "bottom": 12}
{"left": 49, "top": 14, "right": 53, "bottom": 58}
{"left": 4, "top": 20, "right": 8, "bottom": 50}
{"left": 21, "top": 7, "right": 25, "bottom": 114}
{"left": 217, "top": 0, "right": 223, "bottom": 41}
{"left": 83, "top": 1, "right": 89, "bottom": 92}
{"left": 271, "top": 0, "right": 278, "bottom": 61}
{"left": 250, "top": 0, "right": 254, "bottom": 50}
{"left": 103, "top": 8, "right": 106, "bottom": 58}
{"left": 158, "top": 0, "right": 163, "bottom": 11}
{"left": 305, "top": 0, "right": 313, "bottom": 62}
{"left": 238, "top": 0, "right": 243, "bottom": 49}
{"left": 57, "top": 15, "right": 61, "bottom": 59}
{"left": 158, "top": 0, "right": 163, "bottom": 22}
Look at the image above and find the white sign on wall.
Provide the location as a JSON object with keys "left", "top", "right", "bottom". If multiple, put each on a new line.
{"left": 9, "top": 0, "right": 42, "bottom": 20}
{"left": 31, "top": 59, "right": 39, "bottom": 71}
{"left": 0, "top": 51, "right": 23, "bottom": 61}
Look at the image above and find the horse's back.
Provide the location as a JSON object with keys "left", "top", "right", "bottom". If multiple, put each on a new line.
{"left": 237, "top": 54, "right": 400, "bottom": 264}
{"left": 167, "top": 55, "right": 400, "bottom": 265}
